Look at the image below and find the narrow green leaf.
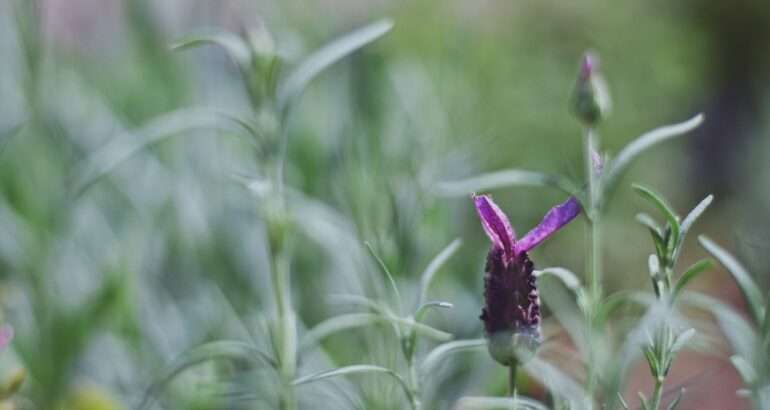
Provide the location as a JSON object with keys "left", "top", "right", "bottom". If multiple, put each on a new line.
{"left": 596, "top": 291, "right": 654, "bottom": 326}
{"left": 648, "top": 254, "right": 660, "bottom": 279}
{"left": 730, "top": 355, "right": 758, "bottom": 385}
{"left": 387, "top": 315, "right": 453, "bottom": 342}
{"left": 638, "top": 392, "right": 650, "bottom": 410}
{"left": 456, "top": 396, "right": 549, "bottom": 410}
{"left": 643, "top": 346, "right": 660, "bottom": 377}
{"left": 138, "top": 341, "right": 275, "bottom": 410}
{"left": 414, "top": 301, "right": 453, "bottom": 323}
{"left": 292, "top": 365, "right": 414, "bottom": 406}
{"left": 670, "top": 328, "right": 696, "bottom": 354}
{"left": 636, "top": 213, "right": 663, "bottom": 238}
{"left": 617, "top": 393, "right": 630, "bottom": 410}
{"left": 680, "top": 195, "right": 713, "bottom": 237}
{"left": 633, "top": 184, "right": 680, "bottom": 253}
{"left": 75, "top": 108, "right": 251, "bottom": 195}
{"left": 171, "top": 31, "right": 251, "bottom": 66}
{"left": 699, "top": 236, "right": 765, "bottom": 324}
{"left": 434, "top": 169, "right": 577, "bottom": 197}
{"left": 418, "top": 238, "right": 461, "bottom": 306}
{"left": 603, "top": 114, "right": 704, "bottom": 193}
{"left": 666, "top": 388, "right": 685, "bottom": 410}
{"left": 300, "top": 313, "right": 383, "bottom": 352}
{"left": 328, "top": 293, "right": 389, "bottom": 315}
{"left": 420, "top": 338, "right": 486, "bottom": 375}
{"left": 277, "top": 19, "right": 393, "bottom": 113}
{"left": 672, "top": 259, "right": 713, "bottom": 300}
{"left": 684, "top": 293, "right": 759, "bottom": 360}
{"left": 534, "top": 267, "right": 582, "bottom": 291}
{"left": 524, "top": 357, "right": 591, "bottom": 408}
{"left": 365, "top": 241, "right": 403, "bottom": 314}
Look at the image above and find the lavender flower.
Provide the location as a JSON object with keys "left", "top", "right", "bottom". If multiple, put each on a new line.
{"left": 571, "top": 51, "right": 611, "bottom": 126}
{"left": 474, "top": 194, "right": 581, "bottom": 365}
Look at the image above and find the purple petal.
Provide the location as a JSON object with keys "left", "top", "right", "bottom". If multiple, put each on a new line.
{"left": 516, "top": 197, "right": 582, "bottom": 253}
{"left": 473, "top": 194, "right": 516, "bottom": 256}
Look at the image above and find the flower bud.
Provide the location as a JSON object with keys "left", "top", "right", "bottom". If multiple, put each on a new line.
{"left": 571, "top": 52, "right": 611, "bottom": 126}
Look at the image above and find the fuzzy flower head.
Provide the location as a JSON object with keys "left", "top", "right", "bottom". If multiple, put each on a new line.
{"left": 474, "top": 194, "right": 581, "bottom": 365}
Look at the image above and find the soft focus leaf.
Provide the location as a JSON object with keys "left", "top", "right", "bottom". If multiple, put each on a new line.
{"left": 434, "top": 169, "right": 577, "bottom": 197}
{"left": 139, "top": 341, "right": 276, "bottom": 410}
{"left": 672, "top": 259, "right": 713, "bottom": 299}
{"left": 730, "top": 355, "right": 758, "bottom": 385}
{"left": 534, "top": 267, "right": 582, "bottom": 292}
{"left": 300, "top": 313, "right": 383, "bottom": 352}
{"left": 75, "top": 108, "right": 249, "bottom": 194}
{"left": 684, "top": 293, "right": 759, "bottom": 360}
{"left": 277, "top": 19, "right": 394, "bottom": 114}
{"left": 365, "top": 241, "right": 403, "bottom": 313}
{"left": 525, "top": 356, "right": 591, "bottom": 410}
{"left": 387, "top": 316, "right": 453, "bottom": 342}
{"left": 414, "top": 301, "right": 453, "bottom": 323}
{"left": 603, "top": 114, "right": 704, "bottom": 193}
{"left": 420, "top": 339, "right": 486, "bottom": 375}
{"left": 456, "top": 396, "right": 549, "bottom": 410}
{"left": 596, "top": 291, "right": 654, "bottom": 327}
{"left": 636, "top": 212, "right": 662, "bottom": 238}
{"left": 633, "top": 184, "right": 680, "bottom": 251}
{"left": 680, "top": 195, "right": 713, "bottom": 239}
{"left": 666, "top": 388, "right": 686, "bottom": 410}
{"left": 670, "top": 328, "right": 696, "bottom": 354}
{"left": 171, "top": 30, "right": 251, "bottom": 66}
{"left": 699, "top": 236, "right": 765, "bottom": 323}
{"left": 292, "top": 365, "right": 413, "bottom": 405}
{"left": 417, "top": 238, "right": 461, "bottom": 306}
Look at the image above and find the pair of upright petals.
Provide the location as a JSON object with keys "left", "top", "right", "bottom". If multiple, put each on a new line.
{"left": 473, "top": 194, "right": 581, "bottom": 364}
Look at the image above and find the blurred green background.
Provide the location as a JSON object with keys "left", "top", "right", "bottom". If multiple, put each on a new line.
{"left": 0, "top": 0, "right": 768, "bottom": 408}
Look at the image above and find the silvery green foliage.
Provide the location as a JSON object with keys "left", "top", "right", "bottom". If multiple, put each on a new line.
{"left": 697, "top": 238, "right": 770, "bottom": 410}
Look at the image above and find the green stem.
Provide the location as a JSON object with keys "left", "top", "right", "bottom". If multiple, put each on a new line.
{"left": 649, "top": 377, "right": 664, "bottom": 410}
{"left": 270, "top": 242, "right": 298, "bottom": 410}
{"left": 583, "top": 128, "right": 604, "bottom": 401}
{"left": 509, "top": 362, "right": 518, "bottom": 399}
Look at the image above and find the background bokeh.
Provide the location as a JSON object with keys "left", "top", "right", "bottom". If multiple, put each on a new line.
{"left": 0, "top": 0, "right": 768, "bottom": 408}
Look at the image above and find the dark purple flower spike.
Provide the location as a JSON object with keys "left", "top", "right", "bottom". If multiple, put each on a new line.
{"left": 473, "top": 194, "right": 581, "bottom": 365}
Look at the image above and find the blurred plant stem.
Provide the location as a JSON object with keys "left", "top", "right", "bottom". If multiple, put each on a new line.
{"left": 509, "top": 362, "right": 518, "bottom": 399}
{"left": 582, "top": 127, "right": 604, "bottom": 403}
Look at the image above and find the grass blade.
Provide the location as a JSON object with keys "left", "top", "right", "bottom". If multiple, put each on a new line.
{"left": 417, "top": 238, "right": 461, "bottom": 306}
{"left": 434, "top": 169, "right": 577, "bottom": 197}
{"left": 699, "top": 236, "right": 765, "bottom": 323}
{"left": 277, "top": 19, "right": 393, "bottom": 114}
{"left": 604, "top": 114, "right": 704, "bottom": 193}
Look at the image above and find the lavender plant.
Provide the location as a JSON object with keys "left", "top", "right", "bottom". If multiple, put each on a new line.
{"left": 628, "top": 186, "right": 715, "bottom": 410}
{"left": 694, "top": 238, "right": 770, "bottom": 410}
{"left": 439, "top": 52, "right": 705, "bottom": 408}
{"left": 137, "top": 19, "right": 398, "bottom": 409}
